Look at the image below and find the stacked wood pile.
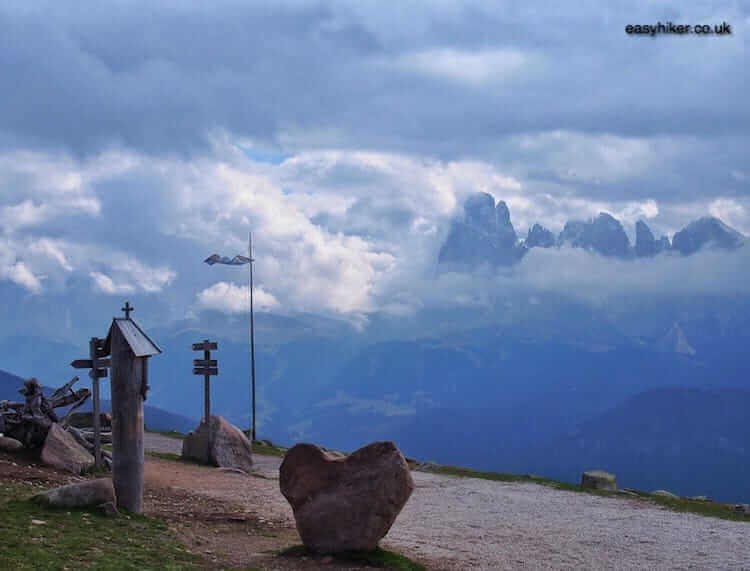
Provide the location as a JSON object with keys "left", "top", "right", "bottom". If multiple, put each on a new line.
{"left": 0, "top": 377, "right": 112, "bottom": 470}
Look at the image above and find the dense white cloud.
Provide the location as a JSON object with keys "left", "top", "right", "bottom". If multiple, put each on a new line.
{"left": 1, "top": 143, "right": 748, "bottom": 326}
{"left": 197, "top": 282, "right": 279, "bottom": 314}
{"left": 0, "top": 1, "right": 746, "bottom": 346}
{"left": 1, "top": 261, "right": 41, "bottom": 293}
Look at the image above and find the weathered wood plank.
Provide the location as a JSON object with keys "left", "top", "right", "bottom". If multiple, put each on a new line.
{"left": 192, "top": 341, "right": 218, "bottom": 351}
{"left": 110, "top": 324, "right": 145, "bottom": 513}
{"left": 193, "top": 367, "right": 218, "bottom": 376}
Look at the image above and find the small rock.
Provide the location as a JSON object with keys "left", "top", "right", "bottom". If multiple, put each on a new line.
{"left": 31, "top": 519, "right": 47, "bottom": 525}
{"left": 33, "top": 478, "right": 115, "bottom": 509}
{"left": 97, "top": 501, "right": 119, "bottom": 517}
{"left": 0, "top": 435, "right": 23, "bottom": 452}
{"left": 651, "top": 490, "right": 679, "bottom": 499}
{"left": 734, "top": 504, "right": 750, "bottom": 516}
{"left": 581, "top": 470, "right": 617, "bottom": 491}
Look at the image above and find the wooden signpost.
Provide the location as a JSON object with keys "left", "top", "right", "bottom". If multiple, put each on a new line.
{"left": 104, "top": 301, "right": 162, "bottom": 514}
{"left": 192, "top": 340, "right": 218, "bottom": 423}
{"left": 70, "top": 338, "right": 110, "bottom": 468}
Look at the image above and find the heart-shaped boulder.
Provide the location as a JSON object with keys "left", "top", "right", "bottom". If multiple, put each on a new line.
{"left": 279, "top": 441, "right": 414, "bottom": 553}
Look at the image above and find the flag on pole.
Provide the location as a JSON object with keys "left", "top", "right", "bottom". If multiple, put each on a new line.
{"left": 204, "top": 254, "right": 252, "bottom": 266}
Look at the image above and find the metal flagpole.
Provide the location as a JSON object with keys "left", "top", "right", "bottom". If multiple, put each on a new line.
{"left": 249, "top": 232, "right": 257, "bottom": 442}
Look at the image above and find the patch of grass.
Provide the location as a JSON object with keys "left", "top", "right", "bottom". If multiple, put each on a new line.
{"left": 630, "top": 490, "right": 749, "bottom": 522}
{"left": 146, "top": 429, "right": 187, "bottom": 440}
{"left": 422, "top": 464, "right": 749, "bottom": 522}
{"left": 0, "top": 481, "right": 204, "bottom": 570}
{"left": 279, "top": 544, "right": 425, "bottom": 570}
{"left": 426, "top": 464, "right": 572, "bottom": 488}
{"left": 252, "top": 440, "right": 288, "bottom": 457}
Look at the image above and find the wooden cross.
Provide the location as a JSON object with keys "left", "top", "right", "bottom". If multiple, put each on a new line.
{"left": 121, "top": 301, "right": 134, "bottom": 319}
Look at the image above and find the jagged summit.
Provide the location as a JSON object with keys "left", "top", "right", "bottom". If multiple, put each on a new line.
{"left": 438, "top": 193, "right": 745, "bottom": 270}
{"left": 558, "top": 213, "right": 631, "bottom": 258}
{"left": 526, "top": 223, "right": 555, "bottom": 248}
{"left": 671, "top": 216, "right": 745, "bottom": 255}
{"left": 635, "top": 220, "right": 670, "bottom": 258}
{"left": 438, "top": 192, "right": 524, "bottom": 268}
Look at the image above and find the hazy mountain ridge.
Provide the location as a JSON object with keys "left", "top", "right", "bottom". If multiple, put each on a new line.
{"left": 439, "top": 192, "right": 746, "bottom": 268}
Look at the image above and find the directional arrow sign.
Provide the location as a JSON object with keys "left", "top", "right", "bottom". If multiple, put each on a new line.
{"left": 193, "top": 359, "right": 218, "bottom": 367}
{"left": 193, "top": 367, "right": 218, "bottom": 376}
{"left": 71, "top": 358, "right": 111, "bottom": 369}
{"left": 192, "top": 341, "right": 218, "bottom": 351}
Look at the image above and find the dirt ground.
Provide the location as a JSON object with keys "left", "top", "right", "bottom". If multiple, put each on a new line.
{"left": 4, "top": 435, "right": 750, "bottom": 570}
{"left": 142, "top": 434, "right": 750, "bottom": 570}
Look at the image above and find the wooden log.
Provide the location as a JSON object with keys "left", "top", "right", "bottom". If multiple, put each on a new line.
{"left": 110, "top": 324, "right": 145, "bottom": 513}
{"left": 59, "top": 391, "right": 92, "bottom": 428}
{"left": 67, "top": 425, "right": 94, "bottom": 452}
{"left": 48, "top": 376, "right": 80, "bottom": 405}
{"left": 90, "top": 338, "right": 102, "bottom": 468}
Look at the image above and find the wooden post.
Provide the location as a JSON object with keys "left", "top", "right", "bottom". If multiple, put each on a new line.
{"left": 90, "top": 337, "right": 101, "bottom": 469}
{"left": 192, "top": 340, "right": 218, "bottom": 464}
{"left": 249, "top": 232, "right": 256, "bottom": 442}
{"left": 110, "top": 325, "right": 145, "bottom": 513}
{"left": 203, "top": 343, "right": 211, "bottom": 424}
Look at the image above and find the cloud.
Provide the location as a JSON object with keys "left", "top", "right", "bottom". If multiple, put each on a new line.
{"left": 0, "top": 139, "right": 748, "bottom": 338}
{"left": 394, "top": 48, "right": 532, "bottom": 84}
{"left": 0, "top": 1, "right": 746, "bottom": 166}
{"left": 89, "top": 271, "right": 135, "bottom": 295}
{"left": 1, "top": 261, "right": 42, "bottom": 293}
{"left": 197, "top": 281, "right": 279, "bottom": 314}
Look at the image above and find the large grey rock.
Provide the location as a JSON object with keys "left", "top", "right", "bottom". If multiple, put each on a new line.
{"left": 181, "top": 415, "right": 253, "bottom": 472}
{"left": 280, "top": 441, "right": 414, "bottom": 553}
{"left": 40, "top": 423, "right": 94, "bottom": 474}
{"left": 33, "top": 478, "right": 115, "bottom": 508}
{"left": 0, "top": 435, "right": 23, "bottom": 452}
{"left": 581, "top": 470, "right": 617, "bottom": 491}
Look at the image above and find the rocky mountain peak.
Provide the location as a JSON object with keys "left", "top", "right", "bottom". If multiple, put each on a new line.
{"left": 671, "top": 216, "right": 745, "bottom": 255}
{"left": 438, "top": 192, "right": 522, "bottom": 268}
{"left": 526, "top": 223, "right": 555, "bottom": 248}
{"left": 635, "top": 220, "right": 671, "bottom": 257}
{"left": 439, "top": 196, "right": 745, "bottom": 270}
{"left": 558, "top": 212, "right": 631, "bottom": 258}
{"left": 464, "top": 192, "right": 496, "bottom": 230}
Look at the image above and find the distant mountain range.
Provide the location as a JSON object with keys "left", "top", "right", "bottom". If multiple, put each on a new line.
{"left": 439, "top": 192, "right": 746, "bottom": 268}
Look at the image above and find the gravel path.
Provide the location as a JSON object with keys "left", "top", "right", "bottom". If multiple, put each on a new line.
{"left": 144, "top": 433, "right": 750, "bottom": 570}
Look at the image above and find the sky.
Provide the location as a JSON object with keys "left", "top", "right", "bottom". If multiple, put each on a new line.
{"left": 0, "top": 1, "right": 748, "bottom": 340}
